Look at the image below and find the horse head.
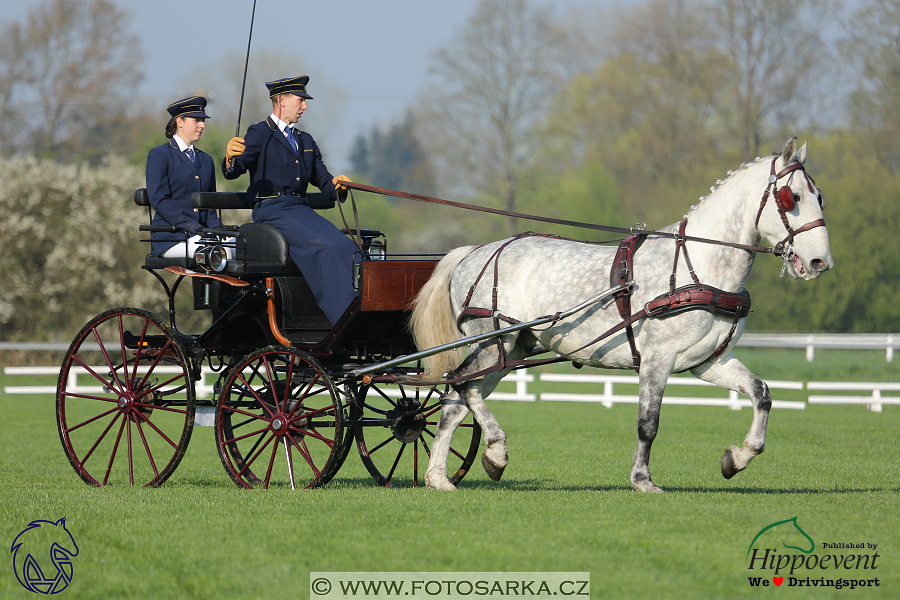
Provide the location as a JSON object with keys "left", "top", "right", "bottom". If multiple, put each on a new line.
{"left": 754, "top": 137, "right": 833, "bottom": 280}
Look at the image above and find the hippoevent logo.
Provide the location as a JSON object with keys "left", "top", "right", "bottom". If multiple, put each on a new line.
{"left": 745, "top": 517, "right": 880, "bottom": 590}
{"left": 10, "top": 518, "right": 79, "bottom": 594}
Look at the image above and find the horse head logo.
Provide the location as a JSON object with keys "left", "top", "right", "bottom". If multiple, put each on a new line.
{"left": 746, "top": 516, "right": 815, "bottom": 560}
{"left": 10, "top": 518, "right": 79, "bottom": 594}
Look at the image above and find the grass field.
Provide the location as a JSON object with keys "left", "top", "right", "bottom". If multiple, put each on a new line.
{"left": 1, "top": 348, "right": 897, "bottom": 599}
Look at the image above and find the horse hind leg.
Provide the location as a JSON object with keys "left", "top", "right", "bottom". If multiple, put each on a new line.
{"left": 466, "top": 334, "right": 533, "bottom": 481}
{"left": 424, "top": 391, "right": 471, "bottom": 491}
{"left": 425, "top": 333, "right": 522, "bottom": 489}
{"left": 465, "top": 378, "right": 508, "bottom": 481}
{"left": 690, "top": 353, "right": 771, "bottom": 479}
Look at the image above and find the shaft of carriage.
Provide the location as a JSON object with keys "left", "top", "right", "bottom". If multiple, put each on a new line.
{"left": 348, "top": 280, "right": 636, "bottom": 381}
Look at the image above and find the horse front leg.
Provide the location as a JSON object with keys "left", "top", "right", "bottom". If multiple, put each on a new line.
{"left": 631, "top": 357, "right": 673, "bottom": 493}
{"left": 690, "top": 352, "right": 771, "bottom": 479}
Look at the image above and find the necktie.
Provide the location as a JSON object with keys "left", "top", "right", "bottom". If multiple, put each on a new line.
{"left": 285, "top": 127, "right": 299, "bottom": 153}
{"left": 185, "top": 147, "right": 196, "bottom": 164}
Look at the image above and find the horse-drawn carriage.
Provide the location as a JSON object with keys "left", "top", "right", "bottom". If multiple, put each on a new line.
{"left": 55, "top": 137, "right": 832, "bottom": 492}
{"left": 55, "top": 188, "right": 482, "bottom": 490}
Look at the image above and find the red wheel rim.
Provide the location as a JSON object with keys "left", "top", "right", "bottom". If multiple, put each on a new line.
{"left": 215, "top": 347, "right": 342, "bottom": 489}
{"left": 353, "top": 383, "right": 480, "bottom": 487}
{"left": 56, "top": 308, "right": 195, "bottom": 487}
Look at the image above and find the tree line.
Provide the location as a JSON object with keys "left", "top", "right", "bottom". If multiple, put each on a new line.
{"left": 1, "top": 0, "right": 898, "bottom": 342}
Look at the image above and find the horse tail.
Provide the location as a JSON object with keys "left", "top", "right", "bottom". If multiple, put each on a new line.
{"left": 409, "top": 245, "right": 474, "bottom": 381}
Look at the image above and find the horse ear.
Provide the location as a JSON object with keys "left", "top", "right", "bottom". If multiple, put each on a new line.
{"left": 782, "top": 137, "right": 798, "bottom": 165}
{"left": 793, "top": 138, "right": 808, "bottom": 165}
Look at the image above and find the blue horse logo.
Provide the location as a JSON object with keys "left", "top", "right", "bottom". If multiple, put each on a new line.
{"left": 11, "top": 518, "right": 79, "bottom": 594}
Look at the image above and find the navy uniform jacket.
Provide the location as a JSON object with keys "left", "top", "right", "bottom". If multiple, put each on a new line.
{"left": 222, "top": 118, "right": 358, "bottom": 325}
{"left": 146, "top": 139, "right": 220, "bottom": 256}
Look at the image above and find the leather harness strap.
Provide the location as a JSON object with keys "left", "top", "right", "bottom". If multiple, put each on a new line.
{"left": 609, "top": 219, "right": 752, "bottom": 372}
{"left": 449, "top": 221, "right": 751, "bottom": 380}
{"left": 754, "top": 155, "right": 827, "bottom": 256}
{"left": 612, "top": 233, "right": 648, "bottom": 371}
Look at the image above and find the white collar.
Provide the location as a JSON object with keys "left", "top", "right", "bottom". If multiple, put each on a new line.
{"left": 270, "top": 114, "right": 292, "bottom": 134}
{"left": 172, "top": 134, "right": 194, "bottom": 153}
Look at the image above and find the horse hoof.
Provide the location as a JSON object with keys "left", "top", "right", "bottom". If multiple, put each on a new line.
{"left": 482, "top": 452, "right": 506, "bottom": 481}
{"left": 721, "top": 447, "right": 739, "bottom": 479}
{"left": 425, "top": 469, "right": 457, "bottom": 491}
{"left": 631, "top": 480, "right": 664, "bottom": 493}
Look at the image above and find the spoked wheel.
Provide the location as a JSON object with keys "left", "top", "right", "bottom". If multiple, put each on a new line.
{"left": 329, "top": 381, "right": 358, "bottom": 478}
{"left": 352, "top": 381, "right": 481, "bottom": 487}
{"left": 56, "top": 307, "right": 196, "bottom": 487}
{"left": 215, "top": 346, "right": 343, "bottom": 489}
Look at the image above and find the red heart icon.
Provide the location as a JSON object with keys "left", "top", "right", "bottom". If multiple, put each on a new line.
{"left": 773, "top": 577, "right": 783, "bottom": 586}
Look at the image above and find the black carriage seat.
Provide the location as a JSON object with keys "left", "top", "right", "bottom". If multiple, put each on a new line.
{"left": 134, "top": 188, "right": 195, "bottom": 268}
{"left": 134, "top": 189, "right": 335, "bottom": 276}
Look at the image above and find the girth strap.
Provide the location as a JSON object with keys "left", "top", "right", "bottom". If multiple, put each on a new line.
{"left": 611, "top": 233, "right": 648, "bottom": 371}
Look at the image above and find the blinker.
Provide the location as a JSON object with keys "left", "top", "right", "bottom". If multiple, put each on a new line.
{"left": 776, "top": 185, "right": 796, "bottom": 212}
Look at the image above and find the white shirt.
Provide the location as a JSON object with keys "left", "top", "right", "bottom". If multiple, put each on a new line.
{"left": 270, "top": 114, "right": 294, "bottom": 138}
{"left": 172, "top": 134, "right": 196, "bottom": 155}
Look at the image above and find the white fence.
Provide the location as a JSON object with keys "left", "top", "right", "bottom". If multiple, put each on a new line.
{"left": 807, "top": 381, "right": 900, "bottom": 413}
{"left": 738, "top": 333, "right": 897, "bottom": 362}
{"left": 3, "top": 333, "right": 897, "bottom": 362}
{"left": 5, "top": 366, "right": 894, "bottom": 412}
{"left": 538, "top": 373, "right": 805, "bottom": 410}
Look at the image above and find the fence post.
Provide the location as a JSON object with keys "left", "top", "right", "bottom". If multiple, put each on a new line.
{"left": 603, "top": 380, "right": 613, "bottom": 408}
{"left": 868, "top": 388, "right": 883, "bottom": 413}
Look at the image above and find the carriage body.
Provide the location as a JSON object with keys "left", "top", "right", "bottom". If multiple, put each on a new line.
{"left": 54, "top": 190, "right": 481, "bottom": 490}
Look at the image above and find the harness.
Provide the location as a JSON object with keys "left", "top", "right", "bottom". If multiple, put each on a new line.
{"left": 610, "top": 220, "right": 750, "bottom": 372}
{"left": 455, "top": 154, "right": 826, "bottom": 374}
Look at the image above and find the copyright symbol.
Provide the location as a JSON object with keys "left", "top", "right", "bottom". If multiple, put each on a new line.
{"left": 311, "top": 577, "right": 332, "bottom": 595}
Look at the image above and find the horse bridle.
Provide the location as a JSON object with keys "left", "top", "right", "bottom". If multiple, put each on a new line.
{"left": 754, "top": 154, "right": 827, "bottom": 274}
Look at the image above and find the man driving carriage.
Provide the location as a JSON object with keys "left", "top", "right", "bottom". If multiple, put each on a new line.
{"left": 221, "top": 76, "right": 357, "bottom": 325}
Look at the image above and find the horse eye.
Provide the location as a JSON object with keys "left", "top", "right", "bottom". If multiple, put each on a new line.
{"left": 817, "top": 191, "right": 825, "bottom": 210}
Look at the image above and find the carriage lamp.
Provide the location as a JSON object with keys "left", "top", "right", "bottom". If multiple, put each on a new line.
{"left": 366, "top": 239, "right": 386, "bottom": 260}
{"left": 194, "top": 244, "right": 228, "bottom": 272}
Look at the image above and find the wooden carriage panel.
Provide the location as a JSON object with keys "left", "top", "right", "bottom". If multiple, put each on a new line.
{"left": 360, "top": 260, "right": 438, "bottom": 311}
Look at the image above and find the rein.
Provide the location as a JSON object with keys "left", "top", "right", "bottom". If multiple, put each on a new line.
{"left": 343, "top": 181, "right": 776, "bottom": 256}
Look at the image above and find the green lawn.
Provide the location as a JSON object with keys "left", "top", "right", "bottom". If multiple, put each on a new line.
{"left": 1, "top": 348, "right": 897, "bottom": 599}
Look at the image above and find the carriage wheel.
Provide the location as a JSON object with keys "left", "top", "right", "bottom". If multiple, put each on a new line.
{"left": 215, "top": 346, "right": 343, "bottom": 489}
{"left": 328, "top": 381, "right": 358, "bottom": 478}
{"left": 352, "top": 381, "right": 481, "bottom": 487}
{"left": 56, "top": 307, "right": 195, "bottom": 487}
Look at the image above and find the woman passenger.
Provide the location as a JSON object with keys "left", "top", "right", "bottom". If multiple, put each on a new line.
{"left": 145, "top": 96, "right": 223, "bottom": 258}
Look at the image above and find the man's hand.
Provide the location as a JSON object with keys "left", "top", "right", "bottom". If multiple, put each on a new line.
{"left": 226, "top": 137, "right": 245, "bottom": 161}
{"left": 332, "top": 174, "right": 351, "bottom": 192}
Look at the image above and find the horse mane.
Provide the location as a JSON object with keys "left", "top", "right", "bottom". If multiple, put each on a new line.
{"left": 684, "top": 155, "right": 769, "bottom": 219}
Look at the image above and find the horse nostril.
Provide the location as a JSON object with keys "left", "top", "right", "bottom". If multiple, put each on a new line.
{"left": 811, "top": 258, "right": 827, "bottom": 272}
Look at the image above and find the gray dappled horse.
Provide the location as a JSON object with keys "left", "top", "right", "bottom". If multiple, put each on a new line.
{"left": 411, "top": 138, "right": 832, "bottom": 492}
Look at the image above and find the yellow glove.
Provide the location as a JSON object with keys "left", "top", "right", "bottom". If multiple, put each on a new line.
{"left": 332, "top": 174, "right": 351, "bottom": 192}
{"left": 226, "top": 137, "right": 245, "bottom": 160}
